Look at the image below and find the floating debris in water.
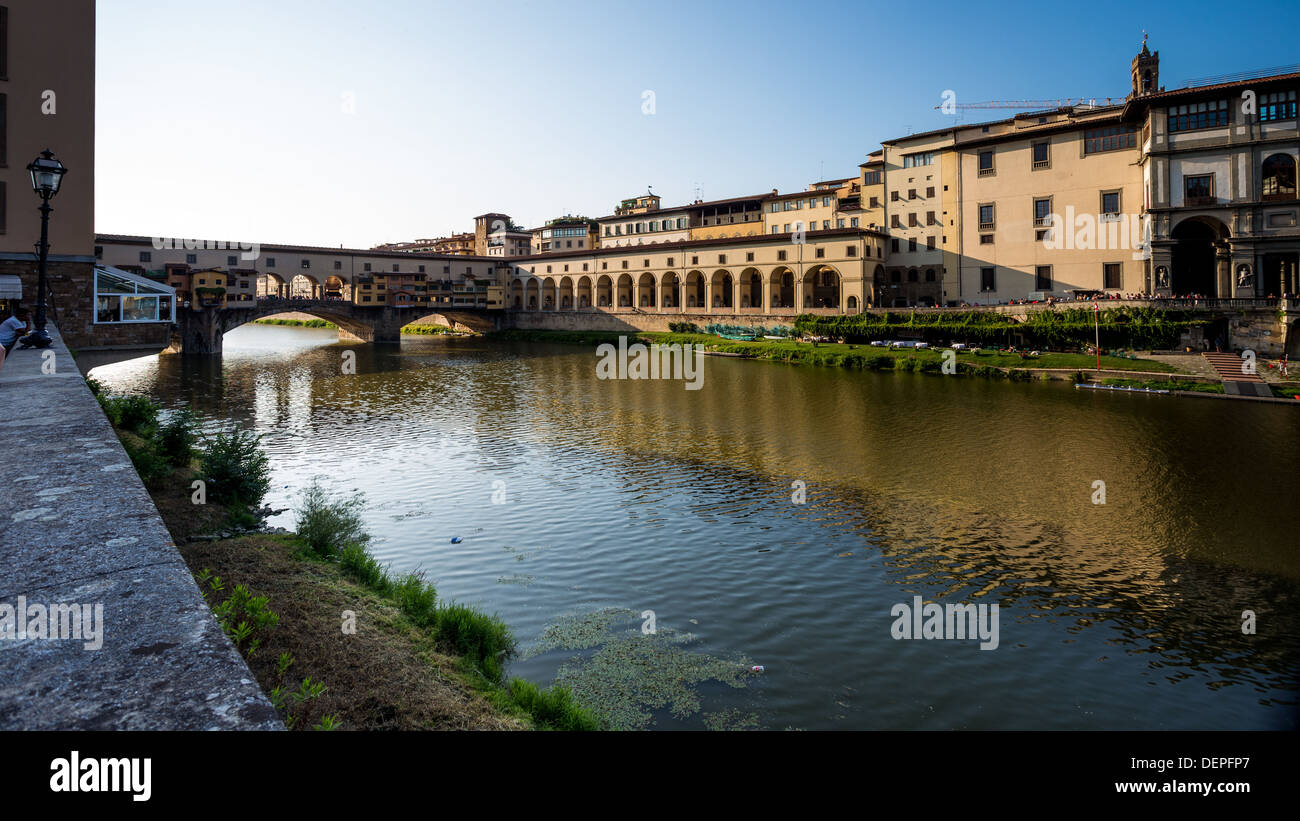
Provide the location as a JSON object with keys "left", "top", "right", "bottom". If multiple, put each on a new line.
{"left": 702, "top": 709, "right": 762, "bottom": 731}
{"left": 555, "top": 631, "right": 756, "bottom": 731}
{"left": 523, "top": 608, "right": 640, "bottom": 659}
{"left": 450, "top": 536, "right": 462, "bottom": 544}
{"left": 496, "top": 574, "right": 535, "bottom": 587}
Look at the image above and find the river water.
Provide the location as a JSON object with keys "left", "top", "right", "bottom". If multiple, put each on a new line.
{"left": 83, "top": 323, "right": 1300, "bottom": 730}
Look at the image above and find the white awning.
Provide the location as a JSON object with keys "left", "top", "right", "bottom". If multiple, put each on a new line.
{"left": 95, "top": 265, "right": 176, "bottom": 295}
{"left": 0, "top": 274, "right": 21, "bottom": 300}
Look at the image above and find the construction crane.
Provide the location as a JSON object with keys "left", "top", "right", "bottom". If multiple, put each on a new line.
{"left": 934, "top": 97, "right": 1119, "bottom": 112}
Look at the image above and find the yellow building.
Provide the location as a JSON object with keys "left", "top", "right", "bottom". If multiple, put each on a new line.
{"left": 508, "top": 228, "right": 885, "bottom": 314}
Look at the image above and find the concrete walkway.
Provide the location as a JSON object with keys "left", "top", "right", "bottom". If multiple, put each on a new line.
{"left": 0, "top": 325, "right": 280, "bottom": 729}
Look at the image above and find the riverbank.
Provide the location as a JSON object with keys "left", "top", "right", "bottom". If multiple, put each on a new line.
{"left": 489, "top": 328, "right": 1182, "bottom": 380}
{"left": 93, "top": 390, "right": 598, "bottom": 731}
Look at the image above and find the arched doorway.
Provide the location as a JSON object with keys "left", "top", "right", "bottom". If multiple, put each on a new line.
{"left": 685, "top": 271, "right": 705, "bottom": 308}
{"left": 660, "top": 272, "right": 679, "bottom": 309}
{"left": 710, "top": 270, "right": 733, "bottom": 309}
{"left": 1170, "top": 217, "right": 1229, "bottom": 297}
{"left": 596, "top": 275, "right": 613, "bottom": 307}
{"left": 577, "top": 276, "right": 592, "bottom": 308}
{"left": 804, "top": 265, "right": 840, "bottom": 309}
{"left": 740, "top": 268, "right": 762, "bottom": 309}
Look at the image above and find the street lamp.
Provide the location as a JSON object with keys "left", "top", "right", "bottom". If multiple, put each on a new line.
{"left": 26, "top": 149, "right": 68, "bottom": 347}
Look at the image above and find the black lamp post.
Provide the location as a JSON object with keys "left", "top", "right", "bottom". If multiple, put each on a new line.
{"left": 26, "top": 149, "right": 68, "bottom": 346}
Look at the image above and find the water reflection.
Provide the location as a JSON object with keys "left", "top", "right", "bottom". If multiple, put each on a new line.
{"left": 85, "top": 324, "right": 1300, "bottom": 729}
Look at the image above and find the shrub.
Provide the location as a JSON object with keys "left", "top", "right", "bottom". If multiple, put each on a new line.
{"left": 201, "top": 429, "right": 271, "bottom": 508}
{"left": 339, "top": 543, "right": 393, "bottom": 594}
{"left": 295, "top": 481, "right": 371, "bottom": 560}
{"left": 99, "top": 394, "right": 160, "bottom": 435}
{"left": 392, "top": 572, "right": 438, "bottom": 628}
{"left": 123, "top": 437, "right": 171, "bottom": 489}
{"left": 506, "top": 678, "right": 601, "bottom": 731}
{"left": 435, "top": 602, "right": 514, "bottom": 683}
{"left": 157, "top": 408, "right": 202, "bottom": 467}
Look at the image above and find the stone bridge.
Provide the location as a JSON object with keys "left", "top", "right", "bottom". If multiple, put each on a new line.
{"left": 168, "top": 297, "right": 501, "bottom": 355}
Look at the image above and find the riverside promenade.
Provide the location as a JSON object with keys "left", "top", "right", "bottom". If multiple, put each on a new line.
{"left": 0, "top": 325, "right": 280, "bottom": 730}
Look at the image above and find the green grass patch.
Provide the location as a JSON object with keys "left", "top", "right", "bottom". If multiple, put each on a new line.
{"left": 252, "top": 318, "right": 337, "bottom": 328}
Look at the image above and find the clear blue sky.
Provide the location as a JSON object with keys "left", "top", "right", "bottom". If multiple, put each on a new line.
{"left": 94, "top": 0, "right": 1300, "bottom": 249}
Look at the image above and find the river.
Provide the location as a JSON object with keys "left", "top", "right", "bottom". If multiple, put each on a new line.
{"left": 82, "top": 323, "right": 1300, "bottom": 730}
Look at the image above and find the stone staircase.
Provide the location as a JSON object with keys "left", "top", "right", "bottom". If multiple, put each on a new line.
{"left": 1201, "top": 352, "right": 1275, "bottom": 397}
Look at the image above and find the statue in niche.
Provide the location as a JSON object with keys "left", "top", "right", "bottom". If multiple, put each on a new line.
{"left": 1155, "top": 266, "right": 1170, "bottom": 288}
{"left": 1236, "top": 264, "right": 1254, "bottom": 288}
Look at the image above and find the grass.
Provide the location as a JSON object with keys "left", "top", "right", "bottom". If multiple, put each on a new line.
{"left": 495, "top": 328, "right": 1178, "bottom": 375}
{"left": 401, "top": 324, "right": 466, "bottom": 336}
{"left": 252, "top": 318, "right": 337, "bottom": 328}
{"left": 1100, "top": 377, "right": 1224, "bottom": 394}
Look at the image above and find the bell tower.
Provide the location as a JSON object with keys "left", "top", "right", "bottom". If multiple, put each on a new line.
{"left": 1130, "top": 32, "right": 1159, "bottom": 98}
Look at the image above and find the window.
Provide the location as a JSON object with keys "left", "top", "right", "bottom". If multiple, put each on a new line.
{"left": 139, "top": 251, "right": 152, "bottom": 262}
{"left": 926, "top": 236, "right": 935, "bottom": 250}
{"left": 1083, "top": 124, "right": 1138, "bottom": 154}
{"left": 925, "top": 269, "right": 936, "bottom": 282}
{"left": 182, "top": 254, "right": 195, "bottom": 264}
{"left": 1262, "top": 154, "right": 1297, "bottom": 200}
{"left": 0, "top": 93, "right": 6, "bottom": 167}
{"left": 978, "top": 150, "right": 995, "bottom": 176}
{"left": 1259, "top": 90, "right": 1297, "bottom": 122}
{"left": 1032, "top": 141, "right": 1050, "bottom": 169}
{"left": 94, "top": 268, "right": 175, "bottom": 324}
{"left": 926, "top": 211, "right": 937, "bottom": 225}
{"left": 363, "top": 262, "right": 371, "bottom": 272}
{"left": 691, "top": 256, "right": 698, "bottom": 264}
{"left": 1033, "top": 198, "right": 1052, "bottom": 227}
{"left": 227, "top": 256, "right": 237, "bottom": 267}
{"left": 891, "top": 215, "right": 902, "bottom": 228}
{"left": 0, "top": 6, "right": 7, "bottom": 80}
{"left": 903, "top": 151, "right": 935, "bottom": 168}
{"left": 1103, "top": 262, "right": 1121, "bottom": 290}
{"left": 267, "top": 258, "right": 276, "bottom": 268}
{"left": 980, "top": 267, "right": 996, "bottom": 291}
{"left": 980, "top": 234, "right": 994, "bottom": 245}
{"left": 1035, "top": 265, "right": 1052, "bottom": 291}
{"left": 891, "top": 191, "right": 901, "bottom": 202}
{"left": 1101, "top": 190, "right": 1121, "bottom": 218}
{"left": 851, "top": 218, "right": 859, "bottom": 228}
{"left": 890, "top": 238, "right": 899, "bottom": 253}
{"left": 908, "top": 189, "right": 917, "bottom": 200}
{"left": 746, "top": 252, "right": 755, "bottom": 262}
{"left": 822, "top": 196, "right": 831, "bottom": 207}
{"left": 908, "top": 238, "right": 917, "bottom": 252}
{"left": 770, "top": 202, "right": 780, "bottom": 213}
{"left": 978, "top": 204, "right": 995, "bottom": 230}
{"left": 1185, "top": 174, "right": 1215, "bottom": 205}
{"left": 864, "top": 170, "right": 881, "bottom": 185}
{"left": 908, "top": 213, "right": 919, "bottom": 227}
{"left": 907, "top": 270, "right": 918, "bottom": 282}
{"left": 870, "top": 196, "right": 880, "bottom": 208}
{"left": 815, "top": 248, "right": 825, "bottom": 258}
{"left": 718, "top": 254, "right": 726, "bottom": 264}
{"left": 837, "top": 218, "right": 845, "bottom": 228}
{"left": 926, "top": 186, "right": 935, "bottom": 198}
{"left": 1168, "top": 99, "right": 1229, "bottom": 132}
{"left": 667, "top": 258, "right": 674, "bottom": 267}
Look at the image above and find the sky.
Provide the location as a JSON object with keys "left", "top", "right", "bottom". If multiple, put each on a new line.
{"left": 94, "top": 0, "right": 1300, "bottom": 249}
